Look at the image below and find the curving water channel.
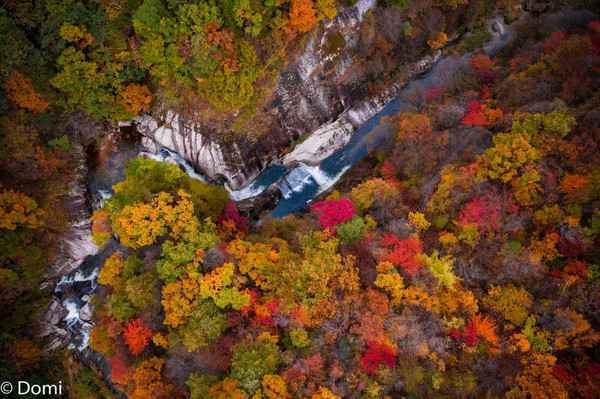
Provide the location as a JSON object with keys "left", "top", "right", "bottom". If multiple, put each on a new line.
{"left": 51, "top": 17, "right": 513, "bottom": 352}
{"left": 227, "top": 29, "right": 509, "bottom": 217}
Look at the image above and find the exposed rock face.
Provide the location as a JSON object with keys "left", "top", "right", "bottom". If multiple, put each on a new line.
{"left": 44, "top": 143, "right": 97, "bottom": 283}
{"left": 138, "top": 112, "right": 251, "bottom": 188}
{"left": 138, "top": 0, "right": 443, "bottom": 190}
{"left": 281, "top": 50, "right": 441, "bottom": 166}
{"left": 39, "top": 300, "right": 69, "bottom": 352}
{"left": 277, "top": 0, "right": 377, "bottom": 141}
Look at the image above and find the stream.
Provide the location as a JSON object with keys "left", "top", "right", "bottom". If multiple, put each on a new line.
{"left": 49, "top": 16, "right": 513, "bottom": 353}
{"left": 229, "top": 38, "right": 505, "bottom": 217}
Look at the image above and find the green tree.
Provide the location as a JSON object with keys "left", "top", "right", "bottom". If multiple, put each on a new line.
{"left": 178, "top": 300, "right": 228, "bottom": 352}
{"left": 187, "top": 373, "right": 219, "bottom": 399}
{"left": 230, "top": 339, "right": 280, "bottom": 394}
{"left": 336, "top": 217, "right": 367, "bottom": 245}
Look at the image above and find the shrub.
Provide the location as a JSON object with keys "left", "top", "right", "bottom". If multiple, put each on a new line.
{"left": 0, "top": 190, "right": 44, "bottom": 230}
{"left": 420, "top": 251, "right": 459, "bottom": 290}
{"left": 408, "top": 211, "right": 431, "bottom": 231}
{"left": 98, "top": 252, "right": 125, "bottom": 288}
{"left": 178, "top": 300, "right": 228, "bottom": 352}
{"left": 289, "top": 328, "right": 310, "bottom": 348}
{"left": 512, "top": 111, "right": 576, "bottom": 138}
{"left": 187, "top": 373, "right": 219, "bottom": 399}
{"left": 350, "top": 178, "right": 399, "bottom": 213}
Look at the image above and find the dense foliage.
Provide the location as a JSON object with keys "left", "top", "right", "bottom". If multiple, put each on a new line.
{"left": 82, "top": 15, "right": 600, "bottom": 398}
{"left": 1, "top": 0, "right": 599, "bottom": 398}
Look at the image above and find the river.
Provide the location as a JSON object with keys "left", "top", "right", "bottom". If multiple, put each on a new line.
{"left": 48, "top": 16, "right": 514, "bottom": 353}
{"left": 229, "top": 46, "right": 498, "bottom": 217}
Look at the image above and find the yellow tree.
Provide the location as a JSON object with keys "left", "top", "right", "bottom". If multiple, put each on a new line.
{"left": 97, "top": 252, "right": 125, "bottom": 288}
{"left": 198, "top": 263, "right": 251, "bottom": 310}
{"left": 262, "top": 374, "right": 289, "bottom": 399}
{"left": 316, "top": 0, "right": 337, "bottom": 20}
{"left": 161, "top": 270, "right": 202, "bottom": 328}
{"left": 0, "top": 191, "right": 44, "bottom": 230}
{"left": 227, "top": 238, "right": 288, "bottom": 290}
{"left": 114, "top": 190, "right": 199, "bottom": 249}
{"left": 270, "top": 232, "right": 360, "bottom": 322}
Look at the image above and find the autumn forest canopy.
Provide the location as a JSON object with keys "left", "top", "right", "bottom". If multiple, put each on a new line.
{"left": 1, "top": 0, "right": 600, "bottom": 398}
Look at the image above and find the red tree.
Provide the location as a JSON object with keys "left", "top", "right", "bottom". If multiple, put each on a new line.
{"left": 123, "top": 318, "right": 153, "bottom": 355}
{"left": 469, "top": 54, "right": 496, "bottom": 82}
{"left": 552, "top": 364, "right": 576, "bottom": 385}
{"left": 380, "top": 160, "right": 397, "bottom": 181}
{"left": 110, "top": 352, "right": 132, "bottom": 385}
{"left": 462, "top": 101, "right": 488, "bottom": 126}
{"left": 425, "top": 85, "right": 445, "bottom": 103}
{"left": 381, "top": 234, "right": 423, "bottom": 276}
{"left": 360, "top": 341, "right": 397, "bottom": 375}
{"left": 457, "top": 196, "right": 502, "bottom": 231}
{"left": 311, "top": 198, "right": 355, "bottom": 230}
{"left": 564, "top": 260, "right": 588, "bottom": 278}
{"left": 542, "top": 31, "right": 567, "bottom": 53}
{"left": 218, "top": 201, "right": 249, "bottom": 232}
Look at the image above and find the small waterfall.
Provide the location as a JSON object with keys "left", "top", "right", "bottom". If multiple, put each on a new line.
{"left": 140, "top": 147, "right": 208, "bottom": 183}
{"left": 227, "top": 181, "right": 270, "bottom": 202}
{"left": 55, "top": 265, "right": 99, "bottom": 351}
{"left": 279, "top": 167, "right": 314, "bottom": 199}
{"left": 278, "top": 163, "right": 351, "bottom": 201}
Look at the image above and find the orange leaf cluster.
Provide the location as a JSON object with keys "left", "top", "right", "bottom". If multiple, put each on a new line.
{"left": 469, "top": 53, "right": 495, "bottom": 72}
{"left": 123, "top": 318, "right": 153, "bottom": 355}
{"left": 13, "top": 339, "right": 42, "bottom": 370}
{"left": 471, "top": 314, "right": 499, "bottom": 347}
{"left": 451, "top": 314, "right": 499, "bottom": 349}
{"left": 4, "top": 71, "right": 49, "bottom": 113}
{"left": 205, "top": 22, "right": 239, "bottom": 72}
{"left": 427, "top": 31, "right": 448, "bottom": 49}
{"left": 130, "top": 357, "right": 174, "bottom": 399}
{"left": 462, "top": 101, "right": 503, "bottom": 126}
{"left": 289, "top": 0, "right": 318, "bottom": 34}
{"left": 516, "top": 354, "right": 568, "bottom": 399}
{"left": 209, "top": 378, "right": 248, "bottom": 399}
{"left": 119, "top": 84, "right": 152, "bottom": 115}
{"left": 559, "top": 174, "right": 589, "bottom": 202}
{"left": 91, "top": 209, "right": 112, "bottom": 246}
{"left": 394, "top": 112, "right": 433, "bottom": 140}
